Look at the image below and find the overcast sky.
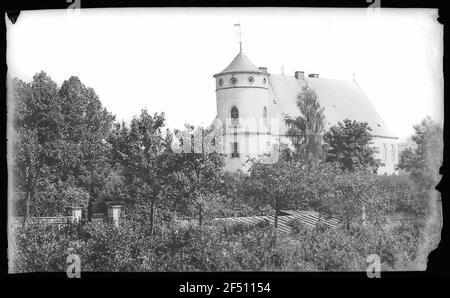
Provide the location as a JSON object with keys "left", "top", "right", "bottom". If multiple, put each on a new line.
{"left": 6, "top": 8, "right": 443, "bottom": 140}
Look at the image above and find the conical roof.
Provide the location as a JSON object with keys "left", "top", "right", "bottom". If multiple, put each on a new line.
{"left": 214, "top": 51, "right": 264, "bottom": 77}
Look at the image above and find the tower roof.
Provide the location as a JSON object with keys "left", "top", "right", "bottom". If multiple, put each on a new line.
{"left": 214, "top": 52, "right": 264, "bottom": 77}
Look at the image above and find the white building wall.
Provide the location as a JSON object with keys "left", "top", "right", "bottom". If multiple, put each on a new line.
{"left": 214, "top": 69, "right": 398, "bottom": 175}
{"left": 371, "top": 137, "right": 399, "bottom": 175}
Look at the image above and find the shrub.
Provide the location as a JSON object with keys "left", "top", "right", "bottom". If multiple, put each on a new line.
{"left": 11, "top": 223, "right": 79, "bottom": 272}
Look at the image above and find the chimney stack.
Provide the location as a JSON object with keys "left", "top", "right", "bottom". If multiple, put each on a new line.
{"left": 294, "top": 71, "right": 304, "bottom": 80}
{"left": 259, "top": 67, "right": 267, "bottom": 73}
{"left": 308, "top": 73, "right": 319, "bottom": 78}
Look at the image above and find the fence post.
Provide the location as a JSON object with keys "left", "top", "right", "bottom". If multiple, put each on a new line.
{"left": 107, "top": 205, "right": 122, "bottom": 228}
{"left": 71, "top": 207, "right": 83, "bottom": 224}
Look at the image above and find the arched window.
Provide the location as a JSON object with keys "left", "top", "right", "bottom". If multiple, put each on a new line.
{"left": 231, "top": 106, "right": 239, "bottom": 124}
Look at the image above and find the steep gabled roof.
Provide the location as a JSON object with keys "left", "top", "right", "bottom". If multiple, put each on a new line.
{"left": 267, "top": 74, "right": 397, "bottom": 138}
{"left": 214, "top": 52, "right": 264, "bottom": 77}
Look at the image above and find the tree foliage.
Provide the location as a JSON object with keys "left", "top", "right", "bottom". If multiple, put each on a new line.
{"left": 397, "top": 116, "right": 443, "bottom": 190}
{"left": 12, "top": 73, "right": 115, "bottom": 218}
{"left": 170, "top": 125, "right": 225, "bottom": 225}
{"left": 397, "top": 116, "right": 443, "bottom": 226}
{"left": 284, "top": 86, "right": 326, "bottom": 168}
{"left": 323, "top": 119, "right": 381, "bottom": 172}
{"left": 108, "top": 109, "right": 176, "bottom": 235}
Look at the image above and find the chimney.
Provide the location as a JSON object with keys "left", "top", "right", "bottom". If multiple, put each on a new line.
{"left": 294, "top": 71, "right": 304, "bottom": 80}
{"left": 259, "top": 67, "right": 267, "bottom": 73}
{"left": 308, "top": 73, "right": 319, "bottom": 78}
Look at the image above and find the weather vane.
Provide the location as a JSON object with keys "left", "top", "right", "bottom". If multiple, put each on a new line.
{"left": 234, "top": 23, "right": 244, "bottom": 52}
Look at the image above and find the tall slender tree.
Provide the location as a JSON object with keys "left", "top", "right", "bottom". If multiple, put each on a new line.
{"left": 12, "top": 72, "right": 60, "bottom": 219}
{"left": 284, "top": 86, "right": 326, "bottom": 169}
{"left": 56, "top": 76, "right": 115, "bottom": 220}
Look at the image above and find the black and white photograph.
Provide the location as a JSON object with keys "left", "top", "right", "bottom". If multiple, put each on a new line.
{"left": 5, "top": 5, "right": 444, "bottom": 278}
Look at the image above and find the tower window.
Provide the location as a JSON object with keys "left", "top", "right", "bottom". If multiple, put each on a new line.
{"left": 218, "top": 78, "right": 223, "bottom": 86}
{"left": 231, "top": 142, "right": 239, "bottom": 158}
{"left": 230, "top": 77, "right": 238, "bottom": 85}
{"left": 262, "top": 78, "right": 267, "bottom": 85}
{"left": 248, "top": 76, "right": 254, "bottom": 84}
{"left": 231, "top": 106, "right": 239, "bottom": 124}
{"left": 263, "top": 106, "right": 268, "bottom": 125}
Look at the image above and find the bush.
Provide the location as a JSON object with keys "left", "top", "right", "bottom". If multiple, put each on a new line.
{"left": 11, "top": 217, "right": 428, "bottom": 272}
{"left": 76, "top": 221, "right": 152, "bottom": 272}
{"left": 11, "top": 223, "right": 79, "bottom": 272}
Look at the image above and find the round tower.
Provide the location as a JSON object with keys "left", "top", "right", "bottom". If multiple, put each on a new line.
{"left": 213, "top": 51, "right": 272, "bottom": 170}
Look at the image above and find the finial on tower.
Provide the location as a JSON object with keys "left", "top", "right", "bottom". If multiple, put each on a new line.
{"left": 234, "top": 23, "right": 243, "bottom": 52}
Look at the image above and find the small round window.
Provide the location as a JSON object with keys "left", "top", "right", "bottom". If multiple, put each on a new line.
{"left": 218, "top": 78, "right": 223, "bottom": 86}
{"left": 248, "top": 76, "right": 254, "bottom": 84}
{"left": 262, "top": 78, "right": 267, "bottom": 85}
{"left": 230, "top": 77, "right": 238, "bottom": 85}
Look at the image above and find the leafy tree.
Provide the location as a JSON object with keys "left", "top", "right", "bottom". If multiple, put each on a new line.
{"left": 171, "top": 125, "right": 225, "bottom": 225}
{"left": 284, "top": 86, "right": 326, "bottom": 168}
{"left": 246, "top": 160, "right": 303, "bottom": 232}
{"left": 55, "top": 76, "right": 115, "bottom": 220}
{"left": 323, "top": 119, "right": 381, "bottom": 172}
{"left": 397, "top": 116, "right": 443, "bottom": 222}
{"left": 11, "top": 73, "right": 116, "bottom": 219}
{"left": 331, "top": 169, "right": 394, "bottom": 228}
{"left": 109, "top": 110, "right": 176, "bottom": 235}
{"left": 397, "top": 116, "right": 443, "bottom": 190}
{"left": 289, "top": 162, "right": 393, "bottom": 229}
{"left": 12, "top": 72, "right": 60, "bottom": 219}
{"left": 376, "top": 174, "right": 426, "bottom": 218}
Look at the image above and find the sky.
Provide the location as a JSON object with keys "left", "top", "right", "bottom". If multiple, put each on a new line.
{"left": 6, "top": 8, "right": 443, "bottom": 140}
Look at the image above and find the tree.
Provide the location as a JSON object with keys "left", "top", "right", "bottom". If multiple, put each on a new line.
{"left": 109, "top": 110, "right": 175, "bottom": 235}
{"left": 323, "top": 119, "right": 381, "bottom": 172}
{"left": 172, "top": 125, "right": 225, "bottom": 226}
{"left": 284, "top": 86, "right": 326, "bottom": 168}
{"left": 397, "top": 116, "right": 443, "bottom": 190}
{"left": 246, "top": 160, "right": 304, "bottom": 232}
{"left": 330, "top": 168, "right": 393, "bottom": 229}
{"left": 56, "top": 76, "right": 115, "bottom": 220}
{"left": 11, "top": 73, "right": 116, "bottom": 219}
{"left": 397, "top": 116, "right": 443, "bottom": 221}
{"left": 12, "top": 72, "right": 60, "bottom": 219}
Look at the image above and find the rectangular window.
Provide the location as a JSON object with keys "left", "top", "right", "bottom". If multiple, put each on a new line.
{"left": 231, "top": 142, "right": 239, "bottom": 158}
{"left": 391, "top": 144, "right": 396, "bottom": 163}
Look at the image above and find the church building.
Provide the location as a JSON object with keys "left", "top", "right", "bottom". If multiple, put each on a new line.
{"left": 213, "top": 50, "right": 399, "bottom": 174}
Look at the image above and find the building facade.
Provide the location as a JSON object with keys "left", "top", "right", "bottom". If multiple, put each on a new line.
{"left": 213, "top": 51, "right": 399, "bottom": 174}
